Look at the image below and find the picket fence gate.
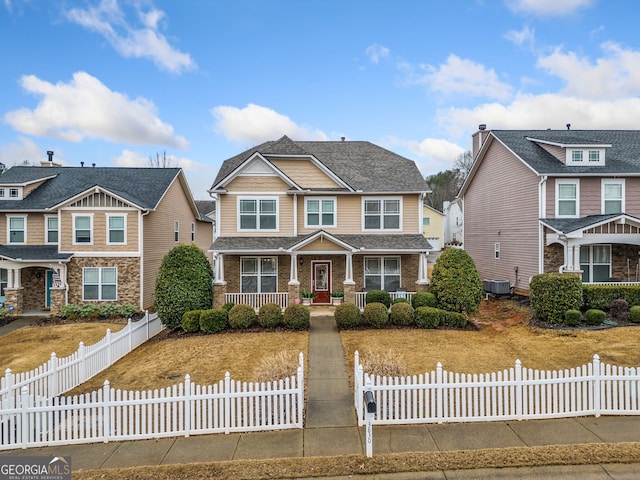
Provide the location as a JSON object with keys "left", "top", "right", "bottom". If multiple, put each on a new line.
{"left": 0, "top": 311, "right": 162, "bottom": 410}
{"left": 0, "top": 353, "right": 304, "bottom": 450}
{"left": 354, "top": 351, "right": 640, "bottom": 426}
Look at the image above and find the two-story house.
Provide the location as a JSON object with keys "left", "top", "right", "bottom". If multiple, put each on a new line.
{"left": 459, "top": 127, "right": 640, "bottom": 294}
{"left": 208, "top": 136, "right": 432, "bottom": 308}
{"left": 0, "top": 156, "right": 213, "bottom": 315}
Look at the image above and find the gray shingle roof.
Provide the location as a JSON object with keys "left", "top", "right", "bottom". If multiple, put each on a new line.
{"left": 491, "top": 130, "right": 640, "bottom": 175}
{"left": 0, "top": 245, "right": 73, "bottom": 261}
{"left": 211, "top": 232, "right": 431, "bottom": 252}
{"left": 211, "top": 136, "right": 429, "bottom": 192}
{"left": 540, "top": 214, "right": 640, "bottom": 234}
{"left": 0, "top": 166, "right": 182, "bottom": 210}
{"left": 194, "top": 200, "right": 215, "bottom": 222}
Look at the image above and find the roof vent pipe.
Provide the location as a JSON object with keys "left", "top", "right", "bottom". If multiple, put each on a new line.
{"left": 478, "top": 124, "right": 486, "bottom": 131}
{"left": 341, "top": 136, "right": 345, "bottom": 142}
{"left": 566, "top": 123, "right": 571, "bottom": 130}
{"left": 80, "top": 161, "right": 84, "bottom": 167}
{"left": 47, "top": 151, "right": 54, "bottom": 162}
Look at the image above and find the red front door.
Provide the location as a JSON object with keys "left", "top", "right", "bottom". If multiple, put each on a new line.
{"left": 312, "top": 261, "right": 331, "bottom": 304}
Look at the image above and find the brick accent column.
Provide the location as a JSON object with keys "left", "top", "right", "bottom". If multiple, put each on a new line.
{"left": 49, "top": 288, "right": 66, "bottom": 317}
{"left": 4, "top": 288, "right": 23, "bottom": 316}
{"left": 343, "top": 282, "right": 356, "bottom": 304}
{"left": 213, "top": 282, "right": 227, "bottom": 308}
{"left": 288, "top": 282, "right": 300, "bottom": 306}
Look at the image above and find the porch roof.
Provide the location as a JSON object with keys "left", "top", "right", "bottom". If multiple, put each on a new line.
{"left": 210, "top": 232, "right": 432, "bottom": 253}
{"left": 0, "top": 245, "right": 73, "bottom": 262}
{"left": 540, "top": 213, "right": 640, "bottom": 234}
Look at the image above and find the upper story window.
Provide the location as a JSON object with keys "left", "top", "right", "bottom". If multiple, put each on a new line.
{"left": 239, "top": 197, "right": 277, "bottom": 231}
{"left": 107, "top": 214, "right": 126, "bottom": 244}
{"left": 46, "top": 216, "right": 58, "bottom": 244}
{"left": 602, "top": 180, "right": 624, "bottom": 214}
{"left": 174, "top": 221, "right": 179, "bottom": 242}
{"left": 9, "top": 188, "right": 18, "bottom": 198}
{"left": 191, "top": 222, "right": 195, "bottom": 242}
{"left": 73, "top": 214, "right": 92, "bottom": 244}
{"left": 8, "top": 216, "right": 25, "bottom": 244}
{"left": 572, "top": 151, "right": 583, "bottom": 163}
{"left": 0, "top": 188, "right": 4, "bottom": 198}
{"left": 589, "top": 150, "right": 600, "bottom": 162}
{"left": 567, "top": 148, "right": 605, "bottom": 166}
{"left": 556, "top": 179, "right": 579, "bottom": 217}
{"left": 305, "top": 197, "right": 336, "bottom": 228}
{"left": 363, "top": 197, "right": 402, "bottom": 231}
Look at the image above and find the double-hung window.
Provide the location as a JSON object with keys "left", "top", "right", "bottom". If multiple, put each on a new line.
{"left": 240, "top": 257, "right": 277, "bottom": 293}
{"left": 602, "top": 180, "right": 624, "bottom": 214}
{"left": 239, "top": 198, "right": 277, "bottom": 231}
{"left": 0, "top": 268, "right": 6, "bottom": 297}
{"left": 191, "top": 222, "right": 195, "bottom": 242}
{"left": 305, "top": 197, "right": 336, "bottom": 228}
{"left": 174, "top": 221, "right": 179, "bottom": 242}
{"left": 107, "top": 215, "right": 126, "bottom": 244}
{"left": 74, "top": 215, "right": 92, "bottom": 244}
{"left": 8, "top": 216, "right": 25, "bottom": 243}
{"left": 83, "top": 267, "right": 117, "bottom": 301}
{"left": 580, "top": 245, "right": 611, "bottom": 283}
{"left": 363, "top": 197, "right": 401, "bottom": 231}
{"left": 364, "top": 257, "right": 401, "bottom": 291}
{"left": 556, "top": 180, "right": 579, "bottom": 217}
{"left": 46, "top": 216, "right": 58, "bottom": 244}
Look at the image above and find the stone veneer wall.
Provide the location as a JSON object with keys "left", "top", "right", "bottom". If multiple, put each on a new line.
{"left": 21, "top": 268, "right": 47, "bottom": 311}
{"left": 544, "top": 243, "right": 565, "bottom": 274}
{"left": 67, "top": 257, "right": 140, "bottom": 306}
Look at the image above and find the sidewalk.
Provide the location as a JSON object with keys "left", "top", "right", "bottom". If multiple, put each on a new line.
{"left": 1, "top": 313, "right": 640, "bottom": 478}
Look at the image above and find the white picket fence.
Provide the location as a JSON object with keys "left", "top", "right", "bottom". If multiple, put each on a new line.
{"left": 354, "top": 351, "right": 640, "bottom": 426}
{"left": 0, "top": 311, "right": 162, "bottom": 410}
{"left": 0, "top": 353, "right": 304, "bottom": 450}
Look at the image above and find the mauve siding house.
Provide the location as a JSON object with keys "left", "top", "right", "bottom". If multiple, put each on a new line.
{"left": 459, "top": 128, "right": 640, "bottom": 294}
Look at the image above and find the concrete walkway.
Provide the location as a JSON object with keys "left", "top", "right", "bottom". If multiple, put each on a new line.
{"left": 1, "top": 313, "right": 640, "bottom": 478}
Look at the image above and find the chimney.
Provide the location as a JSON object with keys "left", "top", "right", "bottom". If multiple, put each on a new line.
{"left": 41, "top": 150, "right": 61, "bottom": 167}
{"left": 471, "top": 124, "right": 489, "bottom": 160}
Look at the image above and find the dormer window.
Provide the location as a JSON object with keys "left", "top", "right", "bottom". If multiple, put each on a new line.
{"left": 589, "top": 150, "right": 600, "bottom": 162}
{"left": 9, "top": 188, "right": 18, "bottom": 198}
{"left": 572, "top": 151, "right": 583, "bottom": 163}
{"left": 567, "top": 148, "right": 605, "bottom": 166}
{"left": 0, "top": 188, "right": 4, "bottom": 198}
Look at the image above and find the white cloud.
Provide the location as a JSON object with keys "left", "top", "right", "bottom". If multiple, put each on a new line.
{"left": 504, "top": 25, "right": 535, "bottom": 47}
{"left": 65, "top": 0, "right": 195, "bottom": 74}
{"left": 4, "top": 71, "right": 188, "bottom": 149}
{"left": 0, "top": 136, "right": 46, "bottom": 166}
{"left": 407, "top": 54, "right": 513, "bottom": 101}
{"left": 113, "top": 148, "right": 209, "bottom": 171}
{"left": 537, "top": 42, "right": 640, "bottom": 99}
{"left": 212, "top": 104, "right": 329, "bottom": 144}
{"left": 504, "top": 0, "right": 593, "bottom": 16}
{"left": 387, "top": 136, "right": 465, "bottom": 174}
{"left": 365, "top": 43, "right": 390, "bottom": 64}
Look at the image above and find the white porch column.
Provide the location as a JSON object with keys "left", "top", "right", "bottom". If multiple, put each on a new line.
{"left": 11, "top": 268, "right": 21, "bottom": 288}
{"left": 290, "top": 254, "right": 299, "bottom": 283}
{"left": 417, "top": 252, "right": 430, "bottom": 284}
{"left": 345, "top": 254, "right": 354, "bottom": 283}
{"left": 573, "top": 244, "right": 581, "bottom": 272}
{"left": 214, "top": 253, "right": 225, "bottom": 283}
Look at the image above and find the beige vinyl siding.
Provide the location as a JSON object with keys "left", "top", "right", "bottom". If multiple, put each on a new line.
{"left": 23, "top": 180, "right": 48, "bottom": 198}
{"left": 58, "top": 209, "right": 139, "bottom": 252}
{"left": 226, "top": 175, "right": 290, "bottom": 192}
{"left": 270, "top": 158, "right": 341, "bottom": 189}
{"left": 143, "top": 177, "right": 210, "bottom": 309}
{"left": 299, "top": 238, "right": 347, "bottom": 251}
{"left": 464, "top": 140, "right": 540, "bottom": 292}
{"left": 219, "top": 194, "right": 294, "bottom": 237}
{"left": 1, "top": 213, "right": 45, "bottom": 245}
{"left": 537, "top": 143, "right": 565, "bottom": 163}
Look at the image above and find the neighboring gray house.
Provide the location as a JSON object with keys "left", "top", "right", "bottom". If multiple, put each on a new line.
{"left": 459, "top": 127, "right": 640, "bottom": 294}
{"left": 208, "top": 136, "right": 432, "bottom": 308}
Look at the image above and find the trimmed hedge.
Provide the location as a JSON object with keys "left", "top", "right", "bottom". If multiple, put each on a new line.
{"left": 530, "top": 273, "right": 583, "bottom": 324}
{"left": 442, "top": 311, "right": 467, "bottom": 328}
{"left": 414, "top": 306, "right": 443, "bottom": 329}
{"left": 564, "top": 309, "right": 582, "bottom": 326}
{"left": 390, "top": 302, "right": 414, "bottom": 326}
{"left": 181, "top": 310, "right": 202, "bottom": 333}
{"left": 335, "top": 302, "right": 361, "bottom": 329}
{"left": 363, "top": 302, "right": 389, "bottom": 328}
{"left": 411, "top": 292, "right": 436, "bottom": 309}
{"left": 583, "top": 285, "right": 640, "bottom": 311}
{"left": 365, "top": 290, "right": 392, "bottom": 308}
{"left": 283, "top": 304, "right": 310, "bottom": 330}
{"left": 228, "top": 304, "right": 256, "bottom": 329}
{"left": 200, "top": 308, "right": 228, "bottom": 333}
{"left": 430, "top": 248, "right": 483, "bottom": 314}
{"left": 258, "top": 303, "right": 282, "bottom": 328}
{"left": 630, "top": 306, "right": 640, "bottom": 323}
{"left": 585, "top": 309, "right": 606, "bottom": 326}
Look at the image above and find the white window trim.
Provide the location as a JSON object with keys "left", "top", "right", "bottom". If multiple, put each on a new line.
{"left": 601, "top": 179, "right": 625, "bottom": 214}
{"left": 363, "top": 256, "right": 402, "bottom": 291}
{"left": 106, "top": 213, "right": 127, "bottom": 245}
{"left": 237, "top": 196, "right": 279, "bottom": 232}
{"left": 82, "top": 266, "right": 118, "bottom": 301}
{"left": 44, "top": 215, "right": 58, "bottom": 245}
{"left": 361, "top": 196, "right": 403, "bottom": 232}
{"left": 495, "top": 242, "right": 501, "bottom": 259}
{"left": 73, "top": 213, "right": 94, "bottom": 245}
{"left": 580, "top": 244, "right": 612, "bottom": 283}
{"left": 240, "top": 256, "right": 278, "bottom": 293}
{"left": 555, "top": 179, "right": 580, "bottom": 218}
{"left": 304, "top": 196, "right": 337, "bottom": 229}
{"left": 8, "top": 188, "right": 20, "bottom": 199}
{"left": 566, "top": 148, "right": 605, "bottom": 166}
{"left": 7, "top": 215, "right": 26, "bottom": 244}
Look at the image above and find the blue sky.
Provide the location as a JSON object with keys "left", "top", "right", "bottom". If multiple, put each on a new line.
{"left": 2, "top": 0, "right": 639, "bottom": 199}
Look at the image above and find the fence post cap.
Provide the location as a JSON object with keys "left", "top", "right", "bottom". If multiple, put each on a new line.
{"left": 5, "top": 367, "right": 11, "bottom": 374}
{"left": 51, "top": 352, "right": 57, "bottom": 359}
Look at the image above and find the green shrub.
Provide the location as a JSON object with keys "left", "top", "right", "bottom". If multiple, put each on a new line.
{"left": 154, "top": 244, "right": 213, "bottom": 329}
{"left": 118, "top": 304, "right": 138, "bottom": 318}
{"left": 99, "top": 304, "right": 120, "bottom": 318}
{"left": 59, "top": 304, "right": 81, "bottom": 320}
{"left": 335, "top": 302, "right": 361, "bottom": 329}
{"left": 363, "top": 302, "right": 389, "bottom": 328}
{"left": 365, "top": 290, "right": 392, "bottom": 308}
{"left": 228, "top": 304, "right": 256, "bottom": 329}
{"left": 79, "top": 304, "right": 100, "bottom": 319}
{"left": 222, "top": 302, "right": 235, "bottom": 313}
{"left": 585, "top": 309, "right": 606, "bottom": 326}
{"left": 608, "top": 299, "right": 629, "bottom": 322}
{"left": 390, "top": 302, "right": 414, "bottom": 326}
{"left": 411, "top": 292, "right": 437, "bottom": 309}
{"left": 0, "top": 307, "right": 9, "bottom": 322}
{"left": 414, "top": 306, "right": 443, "bottom": 329}
{"left": 200, "top": 308, "right": 228, "bottom": 333}
{"left": 530, "top": 273, "right": 583, "bottom": 324}
{"left": 583, "top": 285, "right": 640, "bottom": 310}
{"left": 258, "top": 303, "right": 282, "bottom": 328}
{"left": 392, "top": 297, "right": 409, "bottom": 304}
{"left": 564, "top": 309, "right": 583, "bottom": 326}
{"left": 442, "top": 311, "right": 467, "bottom": 328}
{"left": 630, "top": 306, "right": 640, "bottom": 323}
{"left": 181, "top": 310, "right": 202, "bottom": 333}
{"left": 283, "top": 304, "right": 310, "bottom": 330}
{"left": 430, "top": 248, "right": 483, "bottom": 314}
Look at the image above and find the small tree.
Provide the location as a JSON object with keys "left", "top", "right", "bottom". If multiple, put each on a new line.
{"left": 430, "top": 248, "right": 482, "bottom": 314}
{"left": 154, "top": 244, "right": 213, "bottom": 329}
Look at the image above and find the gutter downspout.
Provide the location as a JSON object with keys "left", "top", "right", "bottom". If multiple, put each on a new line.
{"left": 538, "top": 175, "right": 548, "bottom": 274}
{"left": 140, "top": 209, "right": 150, "bottom": 311}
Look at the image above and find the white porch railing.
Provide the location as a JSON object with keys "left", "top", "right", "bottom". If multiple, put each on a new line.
{"left": 354, "top": 292, "right": 415, "bottom": 309}
{"left": 1, "top": 354, "right": 304, "bottom": 450}
{"left": 354, "top": 351, "right": 640, "bottom": 425}
{"left": 585, "top": 282, "right": 640, "bottom": 286}
{"left": 0, "top": 312, "right": 162, "bottom": 409}
{"left": 225, "top": 292, "right": 289, "bottom": 309}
